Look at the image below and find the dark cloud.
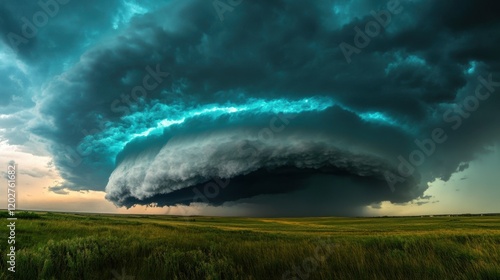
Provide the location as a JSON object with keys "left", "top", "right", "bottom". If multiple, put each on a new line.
{"left": 0, "top": 0, "right": 499, "bottom": 215}
{"left": 105, "top": 121, "right": 424, "bottom": 209}
{"left": 19, "top": 168, "right": 49, "bottom": 178}
{"left": 48, "top": 185, "right": 69, "bottom": 195}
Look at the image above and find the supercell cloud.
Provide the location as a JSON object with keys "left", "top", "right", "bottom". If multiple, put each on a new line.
{"left": 1, "top": 0, "right": 500, "bottom": 215}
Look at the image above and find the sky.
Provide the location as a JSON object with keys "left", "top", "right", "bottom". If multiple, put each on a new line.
{"left": 0, "top": 0, "right": 499, "bottom": 217}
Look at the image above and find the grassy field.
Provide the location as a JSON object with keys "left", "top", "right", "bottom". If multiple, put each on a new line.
{"left": 0, "top": 211, "right": 499, "bottom": 280}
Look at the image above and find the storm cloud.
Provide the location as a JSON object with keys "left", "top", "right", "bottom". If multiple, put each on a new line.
{"left": 1, "top": 0, "right": 499, "bottom": 215}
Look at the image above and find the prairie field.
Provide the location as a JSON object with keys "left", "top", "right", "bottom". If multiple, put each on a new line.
{"left": 1, "top": 211, "right": 500, "bottom": 280}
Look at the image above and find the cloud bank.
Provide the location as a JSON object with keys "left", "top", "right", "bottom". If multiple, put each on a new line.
{"left": 1, "top": 0, "right": 499, "bottom": 215}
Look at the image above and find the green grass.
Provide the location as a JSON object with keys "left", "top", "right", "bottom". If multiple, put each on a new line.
{"left": 1, "top": 211, "right": 500, "bottom": 279}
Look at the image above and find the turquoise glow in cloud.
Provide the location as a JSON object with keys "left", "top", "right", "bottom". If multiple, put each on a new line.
{"left": 358, "top": 111, "right": 414, "bottom": 134}
{"left": 126, "top": 96, "right": 337, "bottom": 138}
{"left": 78, "top": 97, "right": 336, "bottom": 161}
{"left": 467, "top": 61, "right": 477, "bottom": 75}
{"left": 113, "top": 0, "right": 149, "bottom": 29}
{"left": 77, "top": 96, "right": 410, "bottom": 164}
{"left": 359, "top": 112, "right": 397, "bottom": 125}
{"left": 385, "top": 54, "right": 427, "bottom": 75}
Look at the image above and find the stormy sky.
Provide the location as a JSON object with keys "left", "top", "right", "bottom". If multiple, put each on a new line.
{"left": 1, "top": 0, "right": 499, "bottom": 216}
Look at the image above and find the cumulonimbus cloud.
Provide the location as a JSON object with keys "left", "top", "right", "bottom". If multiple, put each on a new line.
{"left": 1, "top": 0, "right": 496, "bottom": 215}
